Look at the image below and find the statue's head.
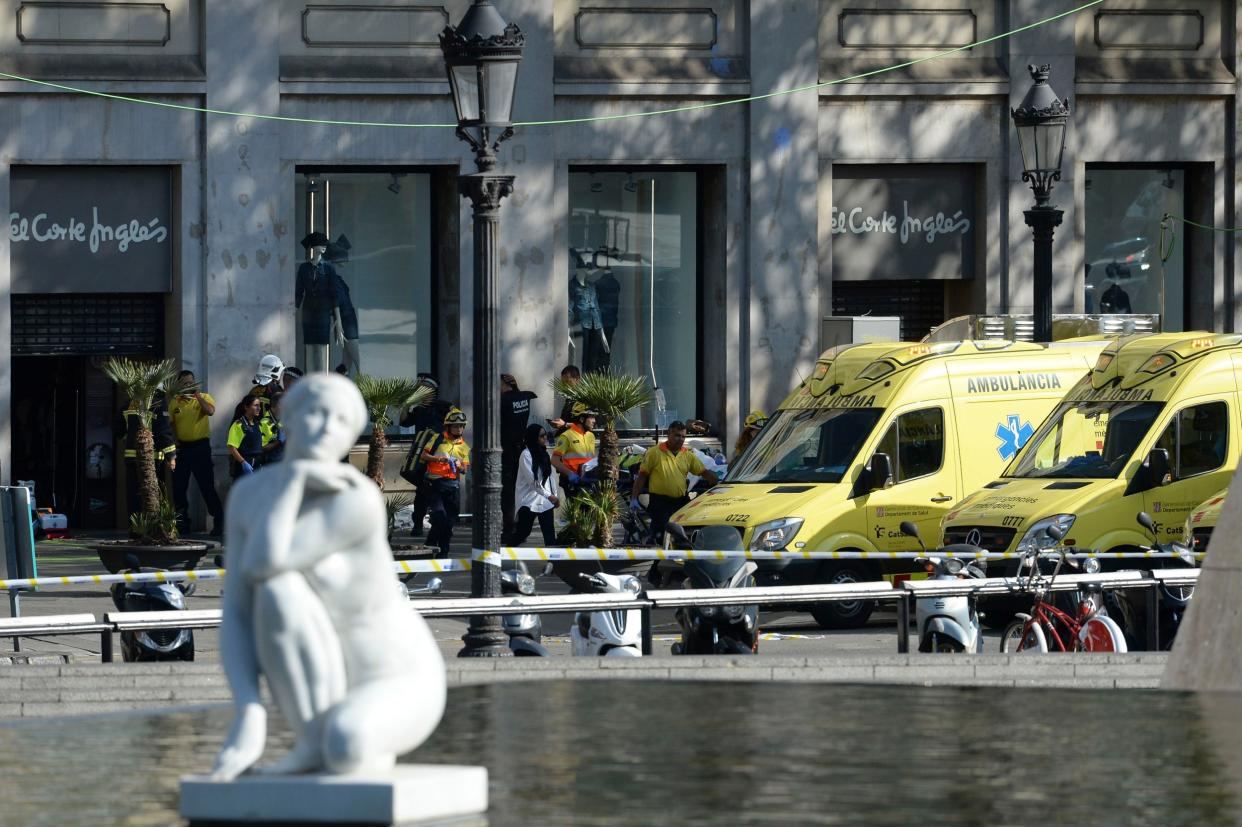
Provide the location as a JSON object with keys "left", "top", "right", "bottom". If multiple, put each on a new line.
{"left": 283, "top": 373, "right": 367, "bottom": 462}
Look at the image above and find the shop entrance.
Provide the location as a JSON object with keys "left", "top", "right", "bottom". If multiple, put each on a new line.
{"left": 11, "top": 293, "right": 165, "bottom": 530}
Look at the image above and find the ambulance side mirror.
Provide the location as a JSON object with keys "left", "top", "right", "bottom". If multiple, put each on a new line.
{"left": 1141, "top": 448, "right": 1172, "bottom": 490}
{"left": 856, "top": 453, "right": 892, "bottom": 497}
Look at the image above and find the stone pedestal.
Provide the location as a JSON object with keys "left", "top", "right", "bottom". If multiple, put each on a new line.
{"left": 180, "top": 765, "right": 487, "bottom": 825}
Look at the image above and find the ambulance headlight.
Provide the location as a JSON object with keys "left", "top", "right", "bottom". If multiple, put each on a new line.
{"left": 1015, "top": 515, "right": 1076, "bottom": 554}
{"left": 750, "top": 518, "right": 803, "bottom": 551}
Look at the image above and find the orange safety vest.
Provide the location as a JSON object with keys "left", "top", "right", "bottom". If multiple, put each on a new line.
{"left": 553, "top": 423, "right": 596, "bottom": 475}
{"left": 426, "top": 433, "right": 471, "bottom": 481}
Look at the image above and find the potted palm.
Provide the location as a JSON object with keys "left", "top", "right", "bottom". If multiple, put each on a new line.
{"left": 93, "top": 357, "right": 216, "bottom": 572}
{"left": 355, "top": 374, "right": 435, "bottom": 488}
{"left": 551, "top": 369, "right": 653, "bottom": 547}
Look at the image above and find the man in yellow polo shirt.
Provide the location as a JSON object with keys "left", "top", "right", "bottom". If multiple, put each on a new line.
{"left": 631, "top": 420, "right": 719, "bottom": 543}
{"left": 169, "top": 369, "right": 224, "bottom": 537}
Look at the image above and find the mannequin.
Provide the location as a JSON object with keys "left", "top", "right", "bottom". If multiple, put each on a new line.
{"left": 568, "top": 251, "right": 610, "bottom": 373}
{"left": 325, "top": 234, "right": 361, "bottom": 377}
{"left": 295, "top": 231, "right": 336, "bottom": 373}
{"left": 593, "top": 249, "right": 620, "bottom": 372}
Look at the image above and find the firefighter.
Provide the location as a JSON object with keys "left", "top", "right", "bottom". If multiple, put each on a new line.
{"left": 120, "top": 391, "right": 177, "bottom": 520}
{"left": 422, "top": 408, "right": 471, "bottom": 558}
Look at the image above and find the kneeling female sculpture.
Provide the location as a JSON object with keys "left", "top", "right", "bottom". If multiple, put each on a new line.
{"left": 211, "top": 373, "right": 446, "bottom": 780}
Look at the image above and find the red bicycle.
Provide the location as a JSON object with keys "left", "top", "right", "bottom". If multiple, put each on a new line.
{"left": 1000, "top": 547, "right": 1127, "bottom": 653}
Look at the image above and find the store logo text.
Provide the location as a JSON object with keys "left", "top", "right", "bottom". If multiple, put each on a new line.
{"left": 830, "top": 201, "right": 972, "bottom": 244}
{"left": 9, "top": 207, "right": 168, "bottom": 254}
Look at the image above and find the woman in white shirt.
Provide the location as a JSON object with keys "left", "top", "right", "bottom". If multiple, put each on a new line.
{"left": 508, "top": 423, "right": 560, "bottom": 545}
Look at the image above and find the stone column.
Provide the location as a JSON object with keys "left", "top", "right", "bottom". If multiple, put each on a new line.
{"left": 202, "top": 0, "right": 288, "bottom": 443}
{"left": 746, "top": 0, "right": 820, "bottom": 414}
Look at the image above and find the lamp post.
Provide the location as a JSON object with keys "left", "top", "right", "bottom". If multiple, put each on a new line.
{"left": 441, "top": 0, "right": 523, "bottom": 657}
{"left": 1011, "top": 64, "right": 1069, "bottom": 344}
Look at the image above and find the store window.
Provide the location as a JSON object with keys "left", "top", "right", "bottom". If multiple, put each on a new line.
{"left": 568, "top": 170, "right": 698, "bottom": 427}
{"left": 294, "top": 171, "right": 434, "bottom": 389}
{"left": 1084, "top": 167, "right": 1184, "bottom": 329}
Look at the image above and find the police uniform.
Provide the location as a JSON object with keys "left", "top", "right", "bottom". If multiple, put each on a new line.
{"left": 169, "top": 392, "right": 224, "bottom": 534}
{"left": 227, "top": 416, "right": 265, "bottom": 478}
{"left": 500, "top": 386, "right": 538, "bottom": 540}
{"left": 425, "top": 432, "right": 470, "bottom": 558}
{"left": 259, "top": 411, "right": 285, "bottom": 464}
{"left": 121, "top": 396, "right": 178, "bottom": 519}
{"left": 639, "top": 441, "right": 706, "bottom": 541}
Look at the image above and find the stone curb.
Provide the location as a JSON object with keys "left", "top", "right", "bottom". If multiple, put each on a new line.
{"left": 0, "top": 654, "right": 1169, "bottom": 719}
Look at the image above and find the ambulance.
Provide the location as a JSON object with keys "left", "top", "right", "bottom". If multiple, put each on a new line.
{"left": 942, "top": 333, "right": 1240, "bottom": 587}
{"left": 670, "top": 338, "right": 1108, "bottom": 628}
{"left": 1184, "top": 488, "right": 1228, "bottom": 556}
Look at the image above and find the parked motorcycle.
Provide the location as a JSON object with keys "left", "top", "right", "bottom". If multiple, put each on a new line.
{"left": 501, "top": 562, "right": 551, "bottom": 657}
{"left": 570, "top": 571, "right": 644, "bottom": 657}
{"left": 109, "top": 554, "right": 194, "bottom": 662}
{"left": 900, "top": 521, "right": 987, "bottom": 653}
{"left": 665, "top": 523, "right": 759, "bottom": 655}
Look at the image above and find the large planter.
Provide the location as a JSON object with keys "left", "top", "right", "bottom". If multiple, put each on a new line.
{"left": 91, "top": 540, "right": 220, "bottom": 574}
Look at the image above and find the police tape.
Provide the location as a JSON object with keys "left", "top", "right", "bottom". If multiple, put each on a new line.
{"left": 0, "top": 559, "right": 472, "bottom": 591}
{"left": 472, "top": 546, "right": 1205, "bottom": 563}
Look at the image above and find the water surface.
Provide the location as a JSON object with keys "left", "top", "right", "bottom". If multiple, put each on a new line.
{"left": 1, "top": 681, "right": 1238, "bottom": 826}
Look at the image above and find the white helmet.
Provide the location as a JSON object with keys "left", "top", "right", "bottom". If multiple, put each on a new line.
{"left": 254, "top": 354, "right": 284, "bottom": 385}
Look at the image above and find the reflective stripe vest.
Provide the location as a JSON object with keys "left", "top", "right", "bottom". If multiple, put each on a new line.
{"left": 122, "top": 403, "right": 177, "bottom": 462}
{"left": 553, "top": 424, "right": 596, "bottom": 475}
{"left": 426, "top": 434, "right": 471, "bottom": 481}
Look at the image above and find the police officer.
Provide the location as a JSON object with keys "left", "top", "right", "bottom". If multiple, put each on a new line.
{"left": 631, "top": 420, "right": 718, "bottom": 543}
{"left": 423, "top": 408, "right": 471, "bottom": 558}
{"left": 120, "top": 391, "right": 177, "bottom": 520}
{"left": 500, "top": 373, "right": 537, "bottom": 541}
{"left": 169, "top": 369, "right": 224, "bottom": 536}
{"left": 552, "top": 403, "right": 598, "bottom": 491}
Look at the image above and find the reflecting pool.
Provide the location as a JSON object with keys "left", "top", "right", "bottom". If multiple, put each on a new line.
{"left": 1, "top": 681, "right": 1240, "bottom": 826}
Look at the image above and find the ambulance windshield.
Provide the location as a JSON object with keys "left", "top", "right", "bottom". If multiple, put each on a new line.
{"left": 1007, "top": 400, "right": 1164, "bottom": 479}
{"left": 729, "top": 407, "right": 883, "bottom": 484}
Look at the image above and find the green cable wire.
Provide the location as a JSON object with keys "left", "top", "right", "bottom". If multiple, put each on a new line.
{"left": 0, "top": 0, "right": 1102, "bottom": 130}
{"left": 1160, "top": 213, "right": 1242, "bottom": 263}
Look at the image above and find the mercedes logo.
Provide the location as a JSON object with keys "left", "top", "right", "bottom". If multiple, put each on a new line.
{"left": 965, "top": 529, "right": 983, "bottom": 548}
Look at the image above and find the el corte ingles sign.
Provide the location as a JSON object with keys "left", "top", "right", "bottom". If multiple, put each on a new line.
{"left": 831, "top": 164, "right": 977, "bottom": 281}
{"left": 10, "top": 166, "right": 173, "bottom": 294}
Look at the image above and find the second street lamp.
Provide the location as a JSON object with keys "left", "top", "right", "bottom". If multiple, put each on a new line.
{"left": 1012, "top": 63, "right": 1069, "bottom": 344}
{"left": 440, "top": 0, "right": 524, "bottom": 657}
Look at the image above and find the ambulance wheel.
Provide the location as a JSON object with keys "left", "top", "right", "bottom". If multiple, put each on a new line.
{"left": 810, "top": 562, "right": 874, "bottom": 629}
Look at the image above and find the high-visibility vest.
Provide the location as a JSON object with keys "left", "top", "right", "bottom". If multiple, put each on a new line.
{"left": 122, "top": 406, "right": 177, "bottom": 462}
{"left": 553, "top": 424, "right": 596, "bottom": 475}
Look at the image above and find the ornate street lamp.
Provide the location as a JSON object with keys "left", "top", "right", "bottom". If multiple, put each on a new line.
{"left": 1011, "top": 64, "right": 1069, "bottom": 343}
{"left": 441, "top": 0, "right": 523, "bottom": 657}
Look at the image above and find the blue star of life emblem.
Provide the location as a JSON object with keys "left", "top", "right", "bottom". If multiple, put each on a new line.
{"left": 996, "top": 414, "right": 1034, "bottom": 460}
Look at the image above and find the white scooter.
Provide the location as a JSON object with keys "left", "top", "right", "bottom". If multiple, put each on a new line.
{"left": 901, "top": 521, "right": 987, "bottom": 653}
{"left": 570, "top": 571, "right": 644, "bottom": 657}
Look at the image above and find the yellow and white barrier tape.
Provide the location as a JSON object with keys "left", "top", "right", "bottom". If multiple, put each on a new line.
{"left": 473, "top": 546, "right": 1205, "bottom": 563}
{"left": 0, "top": 559, "right": 471, "bottom": 591}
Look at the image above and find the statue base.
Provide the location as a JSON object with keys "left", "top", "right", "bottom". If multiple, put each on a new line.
{"left": 180, "top": 765, "right": 488, "bottom": 825}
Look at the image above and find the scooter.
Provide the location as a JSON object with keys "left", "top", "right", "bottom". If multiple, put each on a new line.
{"left": 666, "top": 523, "right": 760, "bottom": 655}
{"left": 109, "top": 554, "right": 194, "bottom": 662}
{"left": 900, "top": 522, "right": 987, "bottom": 653}
{"left": 570, "top": 571, "right": 643, "bottom": 657}
{"left": 501, "top": 563, "right": 551, "bottom": 657}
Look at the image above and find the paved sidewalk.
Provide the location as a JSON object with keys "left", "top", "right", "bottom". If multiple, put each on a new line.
{"left": 0, "top": 653, "right": 1168, "bottom": 720}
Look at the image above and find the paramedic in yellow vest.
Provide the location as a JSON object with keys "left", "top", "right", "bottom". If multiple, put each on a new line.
{"left": 422, "top": 407, "right": 471, "bottom": 558}
{"left": 631, "top": 420, "right": 719, "bottom": 543}
{"left": 552, "top": 403, "right": 598, "bottom": 491}
{"left": 169, "top": 369, "right": 224, "bottom": 537}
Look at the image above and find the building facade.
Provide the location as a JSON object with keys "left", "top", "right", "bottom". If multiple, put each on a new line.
{"left": 1, "top": 0, "right": 1239, "bottom": 527}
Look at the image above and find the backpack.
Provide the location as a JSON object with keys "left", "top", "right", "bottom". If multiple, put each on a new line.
{"left": 400, "top": 428, "right": 443, "bottom": 486}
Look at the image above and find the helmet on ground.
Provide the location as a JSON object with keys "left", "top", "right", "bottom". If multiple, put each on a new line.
{"left": 571, "top": 402, "right": 600, "bottom": 419}
{"left": 744, "top": 410, "right": 768, "bottom": 430}
{"left": 254, "top": 354, "right": 285, "bottom": 385}
{"left": 444, "top": 407, "right": 468, "bottom": 427}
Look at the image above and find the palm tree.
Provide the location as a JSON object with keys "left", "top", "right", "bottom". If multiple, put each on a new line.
{"left": 102, "top": 357, "right": 181, "bottom": 543}
{"left": 551, "top": 369, "right": 653, "bottom": 482}
{"left": 356, "top": 375, "right": 435, "bottom": 488}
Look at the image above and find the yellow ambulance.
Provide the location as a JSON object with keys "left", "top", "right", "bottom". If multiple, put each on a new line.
{"left": 941, "top": 333, "right": 1239, "bottom": 583}
{"left": 1184, "top": 488, "right": 1227, "bottom": 556}
{"left": 671, "top": 338, "right": 1107, "bottom": 628}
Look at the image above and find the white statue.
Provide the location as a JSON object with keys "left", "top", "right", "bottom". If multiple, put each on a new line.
{"left": 211, "top": 373, "right": 446, "bottom": 780}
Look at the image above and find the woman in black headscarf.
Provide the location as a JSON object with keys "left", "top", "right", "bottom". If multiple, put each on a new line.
{"left": 507, "top": 423, "right": 560, "bottom": 546}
